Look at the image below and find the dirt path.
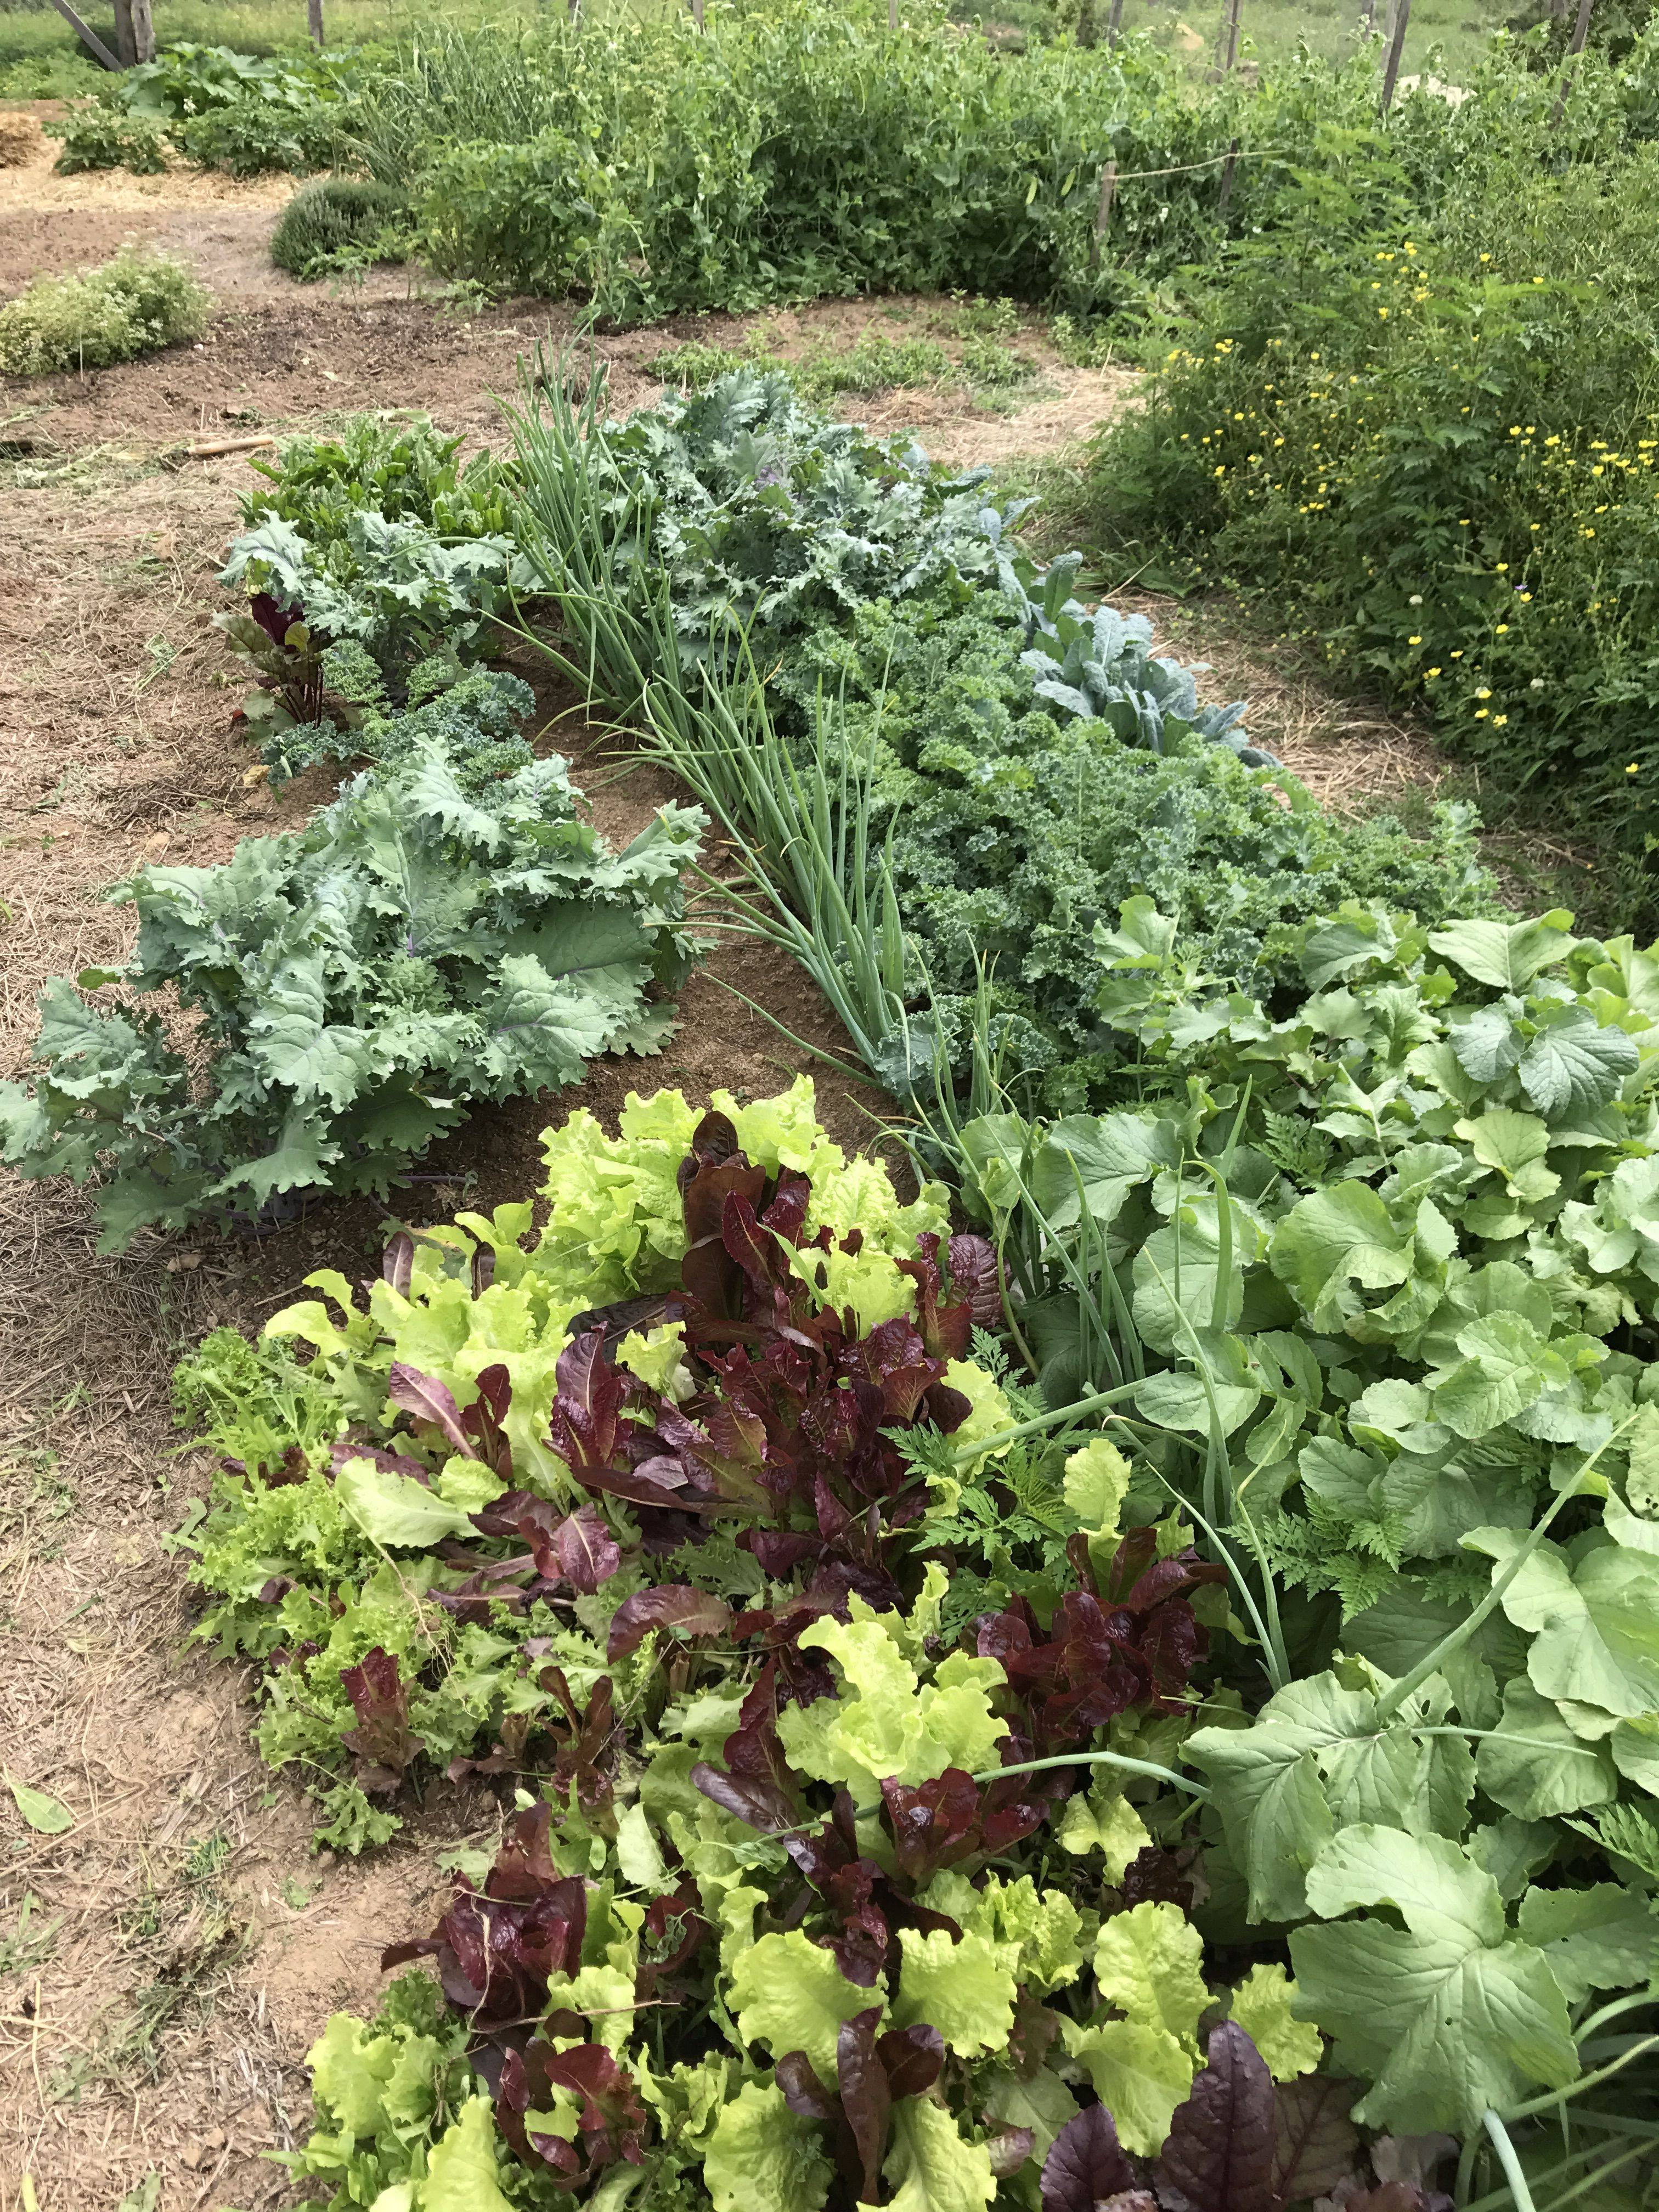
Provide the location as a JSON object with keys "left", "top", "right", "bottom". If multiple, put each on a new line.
{"left": 0, "top": 144, "right": 1455, "bottom": 2212}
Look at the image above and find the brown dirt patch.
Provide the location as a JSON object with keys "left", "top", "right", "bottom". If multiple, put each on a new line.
{"left": 1108, "top": 584, "right": 1455, "bottom": 815}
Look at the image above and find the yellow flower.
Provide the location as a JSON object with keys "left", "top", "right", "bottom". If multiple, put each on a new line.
{"left": 1520, "top": 591, "right": 1533, "bottom": 601}
{"left": 1408, "top": 634, "right": 1423, "bottom": 645}
{"left": 1495, "top": 562, "right": 1509, "bottom": 572}
{"left": 1496, "top": 624, "right": 1509, "bottom": 634}
{"left": 1476, "top": 687, "right": 1492, "bottom": 699}
{"left": 1628, "top": 763, "right": 1642, "bottom": 775}
{"left": 1426, "top": 667, "right": 1442, "bottom": 678}
{"left": 1493, "top": 714, "right": 1509, "bottom": 726}
{"left": 1475, "top": 708, "right": 1489, "bottom": 719}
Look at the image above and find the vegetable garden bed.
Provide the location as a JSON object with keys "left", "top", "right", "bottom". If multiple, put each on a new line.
{"left": 3, "top": 244, "right": 1657, "bottom": 2212}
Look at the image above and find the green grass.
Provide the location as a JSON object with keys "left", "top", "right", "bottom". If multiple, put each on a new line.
{"left": 0, "top": 0, "right": 1511, "bottom": 100}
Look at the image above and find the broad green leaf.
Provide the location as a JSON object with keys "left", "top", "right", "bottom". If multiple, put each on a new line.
{"left": 1610, "top": 1712, "right": 1659, "bottom": 1794}
{"left": 1427, "top": 914, "right": 1576, "bottom": 992}
{"left": 422, "top": 2095, "right": 516, "bottom": 2212}
{"left": 1134, "top": 1363, "right": 1261, "bottom": 1437}
{"left": 1030, "top": 1111, "right": 1180, "bottom": 1229}
{"left": 727, "top": 1929, "right": 877, "bottom": 2076}
{"left": 1429, "top": 1314, "right": 1554, "bottom": 1440}
{"left": 882, "top": 2093, "right": 996, "bottom": 2212}
{"left": 1057, "top": 1784, "right": 1150, "bottom": 1880}
{"left": 1450, "top": 1003, "right": 1522, "bottom": 1086}
{"left": 7, "top": 1775, "right": 72, "bottom": 1836}
{"left": 1516, "top": 1883, "right": 1658, "bottom": 2004}
{"left": 1466, "top": 1527, "right": 1659, "bottom": 1718}
{"left": 894, "top": 1926, "right": 1018, "bottom": 2055}
{"left": 1226, "top": 1963, "right": 1322, "bottom": 2081}
{"left": 1454, "top": 1109, "right": 1558, "bottom": 1203}
{"left": 1269, "top": 1183, "right": 1412, "bottom": 1328}
{"left": 1131, "top": 1202, "right": 1248, "bottom": 1355}
{"left": 335, "top": 1453, "right": 476, "bottom": 1547}
{"left": 703, "top": 2083, "right": 832, "bottom": 2212}
{"left": 1292, "top": 1826, "right": 1578, "bottom": 2131}
{"left": 1059, "top": 2016, "right": 1194, "bottom": 2154}
{"left": 1517, "top": 1003, "right": 1639, "bottom": 1119}
{"left": 1475, "top": 1680, "right": 1617, "bottom": 1819}
{"left": 1063, "top": 1436, "right": 1131, "bottom": 1538}
{"left": 1186, "top": 1675, "right": 1378, "bottom": 1922}
{"left": 1092, "top": 1899, "right": 1209, "bottom": 2050}
{"left": 1627, "top": 1401, "right": 1659, "bottom": 1516}
{"left": 980, "top": 2064, "right": 1079, "bottom": 2165}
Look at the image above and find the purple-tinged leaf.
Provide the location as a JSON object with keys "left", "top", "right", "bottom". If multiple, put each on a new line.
{"left": 382, "top": 1229, "right": 414, "bottom": 1297}
{"left": 1155, "top": 2024, "right": 1277, "bottom": 2212}
{"left": 387, "top": 1363, "right": 477, "bottom": 1459}
{"left": 690, "top": 1759, "right": 798, "bottom": 1834}
{"left": 986, "top": 2127, "right": 1036, "bottom": 2180}
{"left": 1043, "top": 2103, "right": 1136, "bottom": 2212}
{"left": 947, "top": 1232, "right": 1003, "bottom": 1327}
{"left": 607, "top": 1585, "right": 732, "bottom": 1662}
{"left": 338, "top": 1646, "right": 421, "bottom": 1791}
{"left": 1272, "top": 2076, "right": 1361, "bottom": 2205}
{"left": 837, "top": 2007, "right": 891, "bottom": 2204}
{"left": 551, "top": 1505, "right": 621, "bottom": 1592}
{"left": 776, "top": 2050, "right": 839, "bottom": 2125}
{"left": 877, "top": 2023, "right": 944, "bottom": 2102}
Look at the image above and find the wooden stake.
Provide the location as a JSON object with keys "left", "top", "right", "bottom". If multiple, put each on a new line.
{"left": 1217, "top": 134, "right": 1240, "bottom": 213}
{"left": 308, "top": 0, "right": 324, "bottom": 44}
{"left": 112, "top": 0, "right": 154, "bottom": 65}
{"left": 1378, "top": 0, "right": 1411, "bottom": 113}
{"left": 1222, "top": 0, "right": 1243, "bottom": 72}
{"left": 1551, "top": 0, "right": 1594, "bottom": 123}
{"left": 1105, "top": 0, "right": 1124, "bottom": 44}
{"left": 889, "top": 0, "right": 898, "bottom": 26}
{"left": 46, "top": 0, "right": 119, "bottom": 69}
{"left": 1091, "top": 157, "right": 1117, "bottom": 266}
{"left": 691, "top": 0, "right": 704, "bottom": 26}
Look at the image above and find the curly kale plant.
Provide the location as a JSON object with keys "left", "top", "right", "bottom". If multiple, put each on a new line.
{"left": 0, "top": 736, "right": 703, "bottom": 1249}
{"left": 258, "top": 650, "right": 536, "bottom": 791}
{"left": 774, "top": 596, "right": 1502, "bottom": 1107}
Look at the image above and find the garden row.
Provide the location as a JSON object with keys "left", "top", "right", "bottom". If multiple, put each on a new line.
{"left": 2, "top": 349, "right": 1654, "bottom": 2208}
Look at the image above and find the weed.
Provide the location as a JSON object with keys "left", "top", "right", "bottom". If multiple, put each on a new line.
{"left": 0, "top": 1894, "right": 60, "bottom": 1979}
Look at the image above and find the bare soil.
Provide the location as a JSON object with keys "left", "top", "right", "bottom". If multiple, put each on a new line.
{"left": 0, "top": 149, "right": 1453, "bottom": 2212}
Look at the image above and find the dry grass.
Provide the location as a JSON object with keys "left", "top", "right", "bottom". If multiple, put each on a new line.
{"left": 0, "top": 113, "right": 42, "bottom": 170}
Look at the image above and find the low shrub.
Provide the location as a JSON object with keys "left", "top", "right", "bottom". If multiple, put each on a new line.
{"left": 47, "top": 104, "right": 169, "bottom": 174}
{"left": 419, "top": 129, "right": 607, "bottom": 296}
{"left": 0, "top": 249, "right": 207, "bottom": 376}
{"left": 171, "top": 98, "right": 339, "bottom": 177}
{"left": 1089, "top": 122, "right": 1659, "bottom": 918}
{"left": 269, "top": 176, "right": 408, "bottom": 279}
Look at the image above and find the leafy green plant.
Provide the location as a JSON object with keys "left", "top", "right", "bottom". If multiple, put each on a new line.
{"left": 218, "top": 506, "right": 513, "bottom": 714}
{"left": 46, "top": 104, "right": 170, "bottom": 175}
{"left": 0, "top": 730, "right": 703, "bottom": 1248}
{"left": 270, "top": 178, "right": 409, "bottom": 280}
{"left": 507, "top": 362, "right": 1021, "bottom": 673}
{"left": 240, "top": 414, "right": 516, "bottom": 544}
{"left": 0, "top": 249, "right": 207, "bottom": 376}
